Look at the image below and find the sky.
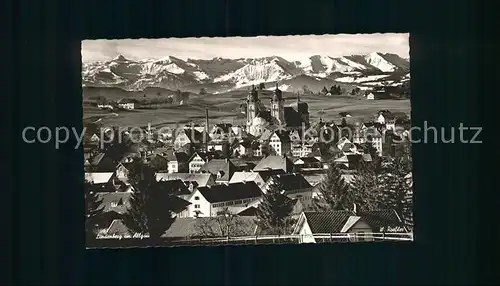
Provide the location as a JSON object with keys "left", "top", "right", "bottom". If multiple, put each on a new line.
{"left": 81, "top": 33, "right": 409, "bottom": 63}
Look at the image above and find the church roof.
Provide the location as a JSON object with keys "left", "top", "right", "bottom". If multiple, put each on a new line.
{"left": 247, "top": 85, "right": 259, "bottom": 102}
{"left": 272, "top": 83, "right": 283, "bottom": 101}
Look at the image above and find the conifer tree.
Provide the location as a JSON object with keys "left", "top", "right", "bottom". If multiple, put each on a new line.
{"left": 122, "top": 160, "right": 183, "bottom": 241}
{"left": 256, "top": 180, "right": 295, "bottom": 235}
{"left": 377, "top": 141, "right": 413, "bottom": 228}
{"left": 312, "top": 164, "right": 352, "bottom": 211}
{"left": 322, "top": 86, "right": 329, "bottom": 94}
{"left": 84, "top": 181, "right": 104, "bottom": 242}
{"left": 350, "top": 159, "right": 381, "bottom": 212}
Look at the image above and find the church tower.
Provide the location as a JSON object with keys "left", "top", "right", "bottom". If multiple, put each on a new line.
{"left": 270, "top": 82, "right": 285, "bottom": 126}
{"left": 246, "top": 85, "right": 260, "bottom": 132}
{"left": 295, "top": 92, "right": 310, "bottom": 126}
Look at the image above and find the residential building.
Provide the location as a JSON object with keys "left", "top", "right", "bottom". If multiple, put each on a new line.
{"left": 353, "top": 127, "right": 383, "bottom": 155}
{"left": 117, "top": 98, "right": 135, "bottom": 110}
{"left": 229, "top": 171, "right": 268, "bottom": 189}
{"left": 187, "top": 181, "right": 263, "bottom": 217}
{"left": 263, "top": 173, "right": 314, "bottom": 208}
{"left": 155, "top": 172, "right": 216, "bottom": 187}
{"left": 188, "top": 152, "right": 209, "bottom": 173}
{"left": 199, "top": 158, "right": 236, "bottom": 184}
{"left": 253, "top": 155, "right": 295, "bottom": 173}
{"left": 268, "top": 131, "right": 291, "bottom": 156}
{"left": 292, "top": 209, "right": 407, "bottom": 243}
{"left": 165, "top": 151, "right": 189, "bottom": 173}
{"left": 293, "top": 157, "right": 321, "bottom": 169}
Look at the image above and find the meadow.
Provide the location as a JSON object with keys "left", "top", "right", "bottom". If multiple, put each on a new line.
{"left": 82, "top": 89, "right": 411, "bottom": 128}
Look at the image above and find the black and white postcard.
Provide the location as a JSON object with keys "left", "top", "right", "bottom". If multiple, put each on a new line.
{"left": 82, "top": 33, "right": 413, "bottom": 248}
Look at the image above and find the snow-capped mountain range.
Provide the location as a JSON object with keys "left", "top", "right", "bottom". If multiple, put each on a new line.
{"left": 82, "top": 52, "right": 410, "bottom": 94}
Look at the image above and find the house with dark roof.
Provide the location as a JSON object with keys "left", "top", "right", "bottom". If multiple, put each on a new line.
{"left": 187, "top": 181, "right": 263, "bottom": 217}
{"left": 264, "top": 173, "right": 314, "bottom": 208}
{"left": 188, "top": 152, "right": 210, "bottom": 173}
{"left": 164, "top": 150, "right": 189, "bottom": 173}
{"left": 293, "top": 157, "right": 321, "bottom": 169}
{"left": 253, "top": 155, "right": 295, "bottom": 173}
{"left": 199, "top": 158, "right": 236, "bottom": 184}
{"left": 117, "top": 98, "right": 135, "bottom": 110}
{"left": 262, "top": 131, "right": 291, "bottom": 156}
{"left": 229, "top": 171, "right": 267, "bottom": 189}
{"left": 155, "top": 172, "right": 215, "bottom": 187}
{"left": 292, "top": 209, "right": 408, "bottom": 243}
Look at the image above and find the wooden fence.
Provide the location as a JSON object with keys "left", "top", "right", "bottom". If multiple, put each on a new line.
{"left": 88, "top": 233, "right": 413, "bottom": 248}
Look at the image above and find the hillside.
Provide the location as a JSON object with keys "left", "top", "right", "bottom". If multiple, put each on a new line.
{"left": 82, "top": 52, "right": 410, "bottom": 94}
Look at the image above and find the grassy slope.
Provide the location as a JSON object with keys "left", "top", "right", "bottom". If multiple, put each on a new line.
{"left": 83, "top": 87, "right": 411, "bottom": 128}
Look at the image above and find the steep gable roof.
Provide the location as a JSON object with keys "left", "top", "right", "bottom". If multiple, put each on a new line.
{"left": 253, "top": 155, "right": 294, "bottom": 173}
{"left": 85, "top": 172, "right": 114, "bottom": 184}
{"left": 357, "top": 209, "right": 406, "bottom": 231}
{"left": 268, "top": 173, "right": 312, "bottom": 194}
{"left": 229, "top": 172, "right": 261, "bottom": 184}
{"left": 199, "top": 159, "right": 236, "bottom": 181}
{"left": 302, "top": 211, "right": 355, "bottom": 233}
{"left": 155, "top": 173, "right": 214, "bottom": 187}
{"left": 96, "top": 192, "right": 133, "bottom": 214}
{"left": 197, "top": 181, "right": 263, "bottom": 203}
{"left": 155, "top": 179, "right": 192, "bottom": 196}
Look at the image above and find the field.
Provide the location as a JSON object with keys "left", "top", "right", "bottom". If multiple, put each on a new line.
{"left": 82, "top": 88, "right": 411, "bottom": 128}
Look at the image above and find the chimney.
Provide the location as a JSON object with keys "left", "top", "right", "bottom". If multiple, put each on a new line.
{"left": 353, "top": 203, "right": 357, "bottom": 215}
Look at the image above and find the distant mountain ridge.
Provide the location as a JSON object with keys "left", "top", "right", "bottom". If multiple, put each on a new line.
{"left": 82, "top": 52, "right": 410, "bottom": 94}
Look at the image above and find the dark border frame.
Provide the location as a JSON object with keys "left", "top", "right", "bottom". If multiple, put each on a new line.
{"left": 10, "top": 0, "right": 483, "bottom": 284}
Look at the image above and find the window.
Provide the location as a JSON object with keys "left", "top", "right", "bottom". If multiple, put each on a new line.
{"left": 194, "top": 196, "right": 199, "bottom": 200}
{"left": 195, "top": 204, "right": 200, "bottom": 208}
{"left": 110, "top": 202, "right": 118, "bottom": 208}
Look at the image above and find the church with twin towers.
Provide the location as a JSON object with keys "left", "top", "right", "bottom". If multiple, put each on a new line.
{"left": 245, "top": 83, "right": 310, "bottom": 135}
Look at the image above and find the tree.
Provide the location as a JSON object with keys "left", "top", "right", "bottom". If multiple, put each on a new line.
{"left": 302, "top": 85, "right": 310, "bottom": 94}
{"left": 122, "top": 160, "right": 183, "bottom": 242}
{"left": 360, "top": 141, "right": 381, "bottom": 173}
{"left": 350, "top": 160, "right": 381, "bottom": 212}
{"left": 222, "top": 141, "right": 231, "bottom": 159}
{"left": 351, "top": 140, "right": 413, "bottom": 228}
{"left": 259, "top": 82, "right": 266, "bottom": 90}
{"left": 256, "top": 180, "right": 295, "bottom": 235}
{"left": 199, "top": 88, "right": 207, "bottom": 95}
{"left": 321, "top": 86, "right": 329, "bottom": 94}
{"left": 84, "top": 182, "right": 104, "bottom": 243}
{"left": 312, "top": 164, "right": 353, "bottom": 212}
{"left": 194, "top": 208, "right": 250, "bottom": 239}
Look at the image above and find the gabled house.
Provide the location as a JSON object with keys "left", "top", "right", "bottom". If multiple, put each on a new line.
{"left": 229, "top": 171, "right": 268, "bottom": 189}
{"left": 292, "top": 210, "right": 371, "bottom": 243}
{"left": 85, "top": 172, "right": 114, "bottom": 185}
{"left": 263, "top": 173, "right": 314, "bottom": 208}
{"left": 353, "top": 126, "right": 383, "bottom": 155}
{"left": 188, "top": 152, "right": 209, "bottom": 173}
{"left": 267, "top": 131, "right": 291, "bottom": 156}
{"left": 165, "top": 151, "right": 189, "bottom": 173}
{"left": 253, "top": 155, "right": 295, "bottom": 173}
{"left": 292, "top": 209, "right": 408, "bottom": 243}
{"left": 293, "top": 157, "right": 321, "bottom": 169}
{"left": 89, "top": 152, "right": 117, "bottom": 172}
{"left": 117, "top": 98, "right": 135, "bottom": 110}
{"left": 155, "top": 173, "right": 216, "bottom": 187}
{"left": 187, "top": 181, "right": 263, "bottom": 217}
{"left": 199, "top": 158, "right": 236, "bottom": 184}
{"left": 232, "top": 140, "right": 254, "bottom": 157}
